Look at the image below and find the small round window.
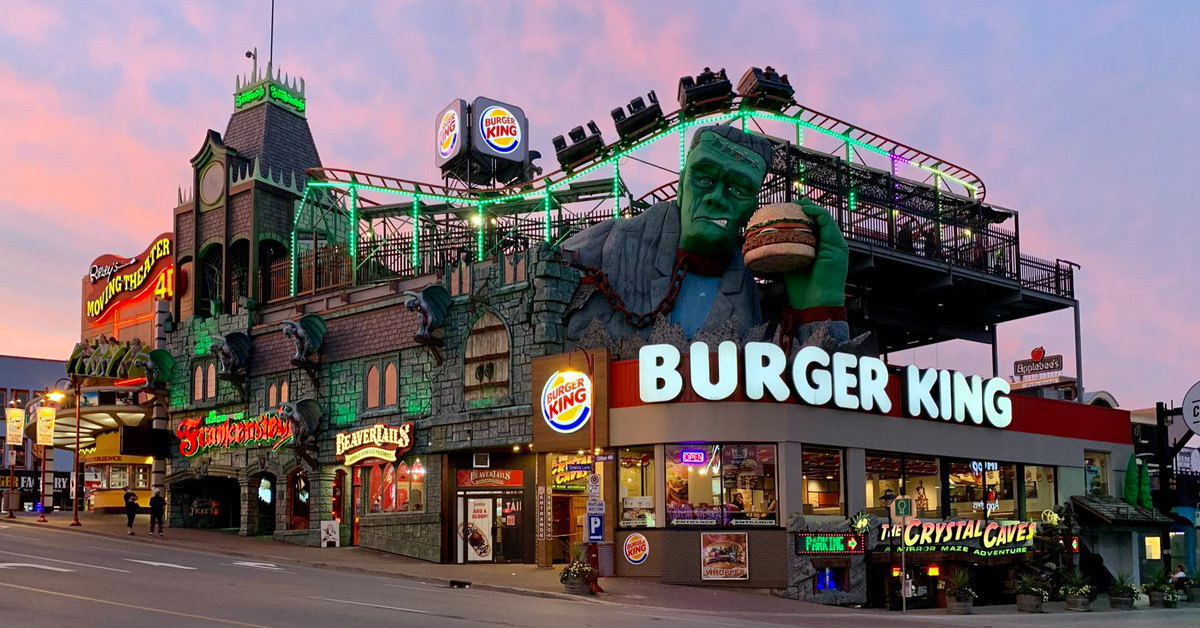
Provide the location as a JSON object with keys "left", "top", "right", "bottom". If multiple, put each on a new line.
{"left": 199, "top": 162, "right": 225, "bottom": 205}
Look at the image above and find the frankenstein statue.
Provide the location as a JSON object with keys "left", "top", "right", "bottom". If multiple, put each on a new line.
{"left": 563, "top": 125, "right": 853, "bottom": 348}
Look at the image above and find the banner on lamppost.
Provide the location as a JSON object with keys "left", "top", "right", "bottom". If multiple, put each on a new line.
{"left": 5, "top": 408, "right": 24, "bottom": 444}
{"left": 36, "top": 407, "right": 55, "bottom": 447}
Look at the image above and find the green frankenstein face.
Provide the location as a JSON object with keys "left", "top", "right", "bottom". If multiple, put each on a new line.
{"left": 678, "top": 130, "right": 769, "bottom": 256}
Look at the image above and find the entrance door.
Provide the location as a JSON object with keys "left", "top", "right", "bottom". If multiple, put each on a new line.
{"left": 551, "top": 494, "right": 587, "bottom": 563}
{"left": 457, "top": 491, "right": 524, "bottom": 563}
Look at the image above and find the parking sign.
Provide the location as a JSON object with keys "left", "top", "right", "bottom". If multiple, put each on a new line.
{"left": 587, "top": 514, "right": 604, "bottom": 542}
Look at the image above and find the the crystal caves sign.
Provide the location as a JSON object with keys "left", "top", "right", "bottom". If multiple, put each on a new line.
{"left": 879, "top": 518, "right": 1038, "bottom": 557}
{"left": 177, "top": 409, "right": 294, "bottom": 457}
{"left": 335, "top": 422, "right": 414, "bottom": 466}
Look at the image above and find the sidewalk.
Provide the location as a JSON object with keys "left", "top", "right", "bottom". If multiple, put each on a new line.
{"left": 4, "top": 511, "right": 852, "bottom": 615}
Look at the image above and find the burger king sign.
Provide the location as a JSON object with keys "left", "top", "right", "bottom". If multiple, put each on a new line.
{"left": 542, "top": 370, "right": 592, "bottom": 434}
{"left": 434, "top": 99, "right": 468, "bottom": 166}
{"left": 470, "top": 97, "right": 528, "bottom": 162}
{"left": 437, "top": 109, "right": 459, "bottom": 159}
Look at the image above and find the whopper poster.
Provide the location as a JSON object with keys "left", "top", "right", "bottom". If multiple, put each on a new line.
{"left": 464, "top": 498, "right": 493, "bottom": 562}
{"left": 701, "top": 532, "right": 749, "bottom": 580}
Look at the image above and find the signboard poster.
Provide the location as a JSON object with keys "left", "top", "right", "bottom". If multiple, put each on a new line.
{"left": 6, "top": 408, "right": 24, "bottom": 443}
{"left": 464, "top": 498, "right": 493, "bottom": 562}
{"left": 701, "top": 532, "right": 749, "bottom": 580}
{"left": 36, "top": 407, "right": 55, "bottom": 447}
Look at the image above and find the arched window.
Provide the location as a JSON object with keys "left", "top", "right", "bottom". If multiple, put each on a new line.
{"left": 279, "top": 380, "right": 289, "bottom": 404}
{"left": 267, "top": 383, "right": 277, "bottom": 407}
{"left": 193, "top": 365, "right": 204, "bottom": 401}
{"left": 464, "top": 311, "right": 510, "bottom": 404}
{"left": 365, "top": 365, "right": 380, "bottom": 409}
{"left": 206, "top": 363, "right": 217, "bottom": 399}
{"left": 383, "top": 362, "right": 398, "bottom": 406}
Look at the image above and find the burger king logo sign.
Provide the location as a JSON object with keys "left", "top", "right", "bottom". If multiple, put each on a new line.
{"left": 624, "top": 533, "right": 649, "bottom": 565}
{"left": 541, "top": 370, "right": 592, "bottom": 434}
{"left": 478, "top": 105, "right": 521, "bottom": 154}
{"left": 437, "top": 109, "right": 459, "bottom": 159}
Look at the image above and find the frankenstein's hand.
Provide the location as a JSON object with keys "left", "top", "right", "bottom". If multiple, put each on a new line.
{"left": 782, "top": 200, "right": 848, "bottom": 310}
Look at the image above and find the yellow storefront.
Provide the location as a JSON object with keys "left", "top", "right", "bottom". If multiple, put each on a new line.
{"left": 82, "top": 432, "right": 153, "bottom": 510}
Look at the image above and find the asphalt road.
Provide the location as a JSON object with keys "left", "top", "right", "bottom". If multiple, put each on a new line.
{"left": 0, "top": 523, "right": 1194, "bottom": 628}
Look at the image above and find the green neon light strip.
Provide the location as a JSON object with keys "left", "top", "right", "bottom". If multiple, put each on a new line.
{"left": 542, "top": 189, "right": 552, "bottom": 242}
{"left": 269, "top": 85, "right": 305, "bottom": 112}
{"left": 349, "top": 186, "right": 359, "bottom": 271}
{"left": 612, "top": 160, "right": 621, "bottom": 219}
{"left": 235, "top": 85, "right": 265, "bottom": 108}
{"left": 476, "top": 204, "right": 485, "bottom": 260}
{"left": 411, "top": 198, "right": 421, "bottom": 271}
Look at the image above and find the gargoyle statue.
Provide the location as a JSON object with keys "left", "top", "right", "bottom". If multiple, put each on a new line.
{"left": 282, "top": 315, "right": 327, "bottom": 364}
{"left": 277, "top": 398, "right": 322, "bottom": 468}
{"left": 400, "top": 284, "right": 451, "bottom": 341}
{"left": 211, "top": 332, "right": 252, "bottom": 376}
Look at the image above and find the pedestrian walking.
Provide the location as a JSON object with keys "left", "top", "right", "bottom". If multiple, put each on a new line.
{"left": 149, "top": 489, "right": 166, "bottom": 537}
{"left": 123, "top": 486, "right": 139, "bottom": 535}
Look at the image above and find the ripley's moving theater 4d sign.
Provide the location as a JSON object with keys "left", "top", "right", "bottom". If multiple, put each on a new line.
{"left": 84, "top": 233, "right": 174, "bottom": 325}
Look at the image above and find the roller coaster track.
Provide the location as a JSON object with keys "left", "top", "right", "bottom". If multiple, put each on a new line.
{"left": 304, "top": 101, "right": 986, "bottom": 209}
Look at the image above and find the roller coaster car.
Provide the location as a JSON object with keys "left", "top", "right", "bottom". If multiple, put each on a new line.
{"left": 678, "top": 67, "right": 734, "bottom": 117}
{"left": 553, "top": 121, "right": 606, "bottom": 172}
{"left": 736, "top": 66, "right": 795, "bottom": 112}
{"left": 611, "top": 90, "right": 666, "bottom": 143}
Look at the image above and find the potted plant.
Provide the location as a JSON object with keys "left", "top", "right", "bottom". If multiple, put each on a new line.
{"left": 1108, "top": 573, "right": 1140, "bottom": 610}
{"left": 943, "top": 568, "right": 976, "bottom": 615}
{"left": 1012, "top": 572, "right": 1049, "bottom": 613}
{"left": 1187, "top": 572, "right": 1200, "bottom": 603}
{"left": 1143, "top": 568, "right": 1169, "bottom": 607}
{"left": 1061, "top": 571, "right": 1093, "bottom": 612}
{"left": 559, "top": 557, "right": 598, "bottom": 595}
{"left": 1162, "top": 588, "right": 1182, "bottom": 608}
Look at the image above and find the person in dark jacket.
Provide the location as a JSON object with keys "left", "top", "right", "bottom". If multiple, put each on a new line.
{"left": 149, "top": 489, "right": 166, "bottom": 537}
{"left": 123, "top": 486, "right": 138, "bottom": 535}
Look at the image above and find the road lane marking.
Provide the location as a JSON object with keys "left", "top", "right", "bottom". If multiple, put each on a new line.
{"left": 0, "top": 563, "right": 73, "bottom": 572}
{"left": 125, "top": 559, "right": 196, "bottom": 570}
{"left": 385, "top": 583, "right": 487, "bottom": 597}
{"left": 0, "top": 550, "right": 130, "bottom": 572}
{"left": 307, "top": 596, "right": 429, "bottom": 614}
{"left": 615, "top": 610, "right": 790, "bottom": 627}
{"left": 88, "top": 545, "right": 152, "bottom": 556}
{"left": 0, "top": 581, "right": 287, "bottom": 628}
{"left": 0, "top": 532, "right": 39, "bottom": 541}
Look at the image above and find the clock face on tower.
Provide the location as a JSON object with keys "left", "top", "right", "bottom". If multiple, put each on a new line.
{"left": 199, "top": 161, "right": 225, "bottom": 206}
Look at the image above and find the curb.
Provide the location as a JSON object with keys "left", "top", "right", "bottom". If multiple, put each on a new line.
{"left": 4, "top": 517, "right": 607, "bottom": 605}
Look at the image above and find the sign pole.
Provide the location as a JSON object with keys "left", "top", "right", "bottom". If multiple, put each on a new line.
{"left": 70, "top": 381, "right": 81, "bottom": 526}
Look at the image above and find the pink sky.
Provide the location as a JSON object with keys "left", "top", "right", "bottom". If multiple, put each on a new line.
{"left": 0, "top": 1, "right": 1196, "bottom": 409}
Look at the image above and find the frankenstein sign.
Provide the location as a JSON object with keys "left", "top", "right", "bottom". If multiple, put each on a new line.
{"left": 879, "top": 518, "right": 1038, "bottom": 557}
{"left": 177, "top": 409, "right": 293, "bottom": 457}
{"left": 794, "top": 532, "right": 864, "bottom": 555}
{"left": 335, "top": 422, "right": 414, "bottom": 466}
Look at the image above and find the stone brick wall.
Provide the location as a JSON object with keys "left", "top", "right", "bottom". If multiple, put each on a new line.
{"left": 230, "top": 192, "right": 253, "bottom": 239}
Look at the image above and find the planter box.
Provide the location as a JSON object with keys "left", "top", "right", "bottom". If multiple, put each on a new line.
{"left": 1109, "top": 595, "right": 1135, "bottom": 610}
{"left": 1148, "top": 591, "right": 1165, "bottom": 607}
{"left": 1188, "top": 588, "right": 1200, "bottom": 604}
{"left": 946, "top": 597, "right": 973, "bottom": 615}
{"left": 1065, "top": 595, "right": 1091, "bottom": 612}
{"left": 562, "top": 576, "right": 592, "bottom": 595}
{"left": 1016, "top": 593, "right": 1043, "bottom": 613}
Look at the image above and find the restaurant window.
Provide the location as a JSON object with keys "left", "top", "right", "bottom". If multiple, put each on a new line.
{"left": 109, "top": 465, "right": 130, "bottom": 489}
{"left": 865, "top": 452, "right": 939, "bottom": 517}
{"left": 948, "top": 460, "right": 1017, "bottom": 520}
{"left": 365, "top": 365, "right": 380, "bottom": 409}
{"left": 1084, "top": 451, "right": 1109, "bottom": 496}
{"left": 619, "top": 447, "right": 655, "bottom": 527}
{"left": 665, "top": 444, "right": 777, "bottom": 527}
{"left": 289, "top": 469, "right": 310, "bottom": 530}
{"left": 383, "top": 362, "right": 398, "bottom": 406}
{"left": 801, "top": 447, "right": 844, "bottom": 516}
{"left": 361, "top": 457, "right": 427, "bottom": 514}
{"left": 205, "top": 363, "right": 217, "bottom": 399}
{"left": 1022, "top": 465, "right": 1055, "bottom": 521}
{"left": 134, "top": 465, "right": 150, "bottom": 490}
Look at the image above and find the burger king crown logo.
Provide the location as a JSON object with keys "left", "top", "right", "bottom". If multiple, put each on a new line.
{"left": 438, "top": 110, "right": 459, "bottom": 159}
{"left": 624, "top": 533, "right": 649, "bottom": 564}
{"left": 541, "top": 370, "right": 591, "bottom": 434}
{"left": 479, "top": 105, "right": 521, "bottom": 154}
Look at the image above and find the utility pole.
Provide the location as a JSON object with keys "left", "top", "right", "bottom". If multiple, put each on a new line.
{"left": 1156, "top": 402, "right": 1182, "bottom": 571}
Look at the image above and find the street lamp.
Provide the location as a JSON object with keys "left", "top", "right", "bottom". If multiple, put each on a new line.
{"left": 51, "top": 377, "right": 81, "bottom": 527}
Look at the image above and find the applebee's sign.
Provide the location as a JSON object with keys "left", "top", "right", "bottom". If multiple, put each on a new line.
{"left": 639, "top": 342, "right": 1012, "bottom": 429}
{"left": 335, "top": 422, "right": 414, "bottom": 466}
